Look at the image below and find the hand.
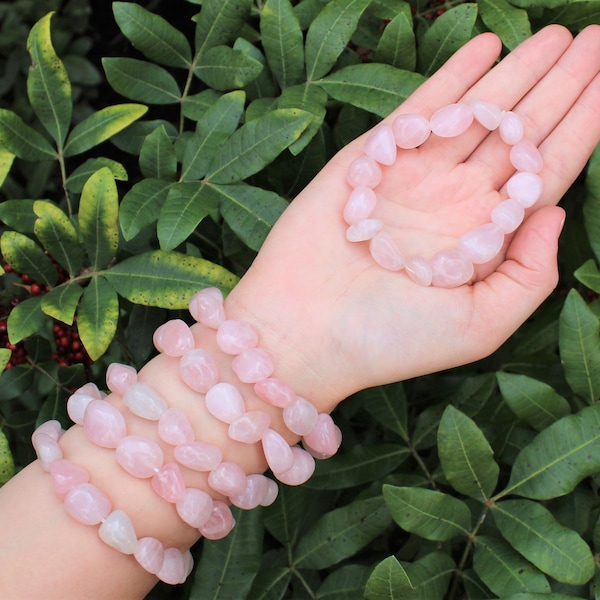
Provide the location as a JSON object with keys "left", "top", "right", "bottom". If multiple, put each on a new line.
{"left": 227, "top": 25, "right": 600, "bottom": 410}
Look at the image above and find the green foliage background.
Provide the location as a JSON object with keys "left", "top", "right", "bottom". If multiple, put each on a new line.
{"left": 1, "top": 0, "right": 600, "bottom": 598}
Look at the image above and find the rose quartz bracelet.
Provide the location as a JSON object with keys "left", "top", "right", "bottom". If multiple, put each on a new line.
{"left": 344, "top": 100, "right": 544, "bottom": 287}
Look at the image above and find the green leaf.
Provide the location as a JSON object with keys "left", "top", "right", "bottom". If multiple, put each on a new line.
{"left": 206, "top": 108, "right": 312, "bottom": 183}
{"left": 113, "top": 2, "right": 192, "bottom": 68}
{"left": 103, "top": 250, "right": 238, "bottom": 309}
{"left": 26, "top": 12, "right": 72, "bottom": 149}
{"left": 102, "top": 57, "right": 181, "bottom": 104}
{"left": 364, "top": 556, "right": 417, "bottom": 600}
{"left": 405, "top": 552, "right": 455, "bottom": 600}
{"left": 0, "top": 428, "right": 15, "bottom": 485}
{"left": 293, "top": 496, "right": 392, "bottom": 569}
{"left": 575, "top": 259, "right": 600, "bottom": 293}
{"left": 0, "top": 199, "right": 36, "bottom": 234}
{"left": 541, "top": 2, "right": 600, "bottom": 31}
{"left": 66, "top": 158, "right": 128, "bottom": 194}
{"left": 139, "top": 125, "right": 177, "bottom": 181}
{"left": 359, "top": 383, "right": 408, "bottom": 440}
{"left": 477, "top": 0, "right": 531, "bottom": 51}
{"left": 473, "top": 535, "right": 551, "bottom": 597}
{"left": 77, "top": 276, "right": 119, "bottom": 361}
{"left": 317, "top": 564, "right": 371, "bottom": 600}
{"left": 305, "top": 0, "right": 371, "bottom": 81}
{"left": 584, "top": 145, "right": 600, "bottom": 262}
{"left": 317, "top": 64, "right": 425, "bottom": 118}
{"left": 194, "top": 46, "right": 263, "bottom": 91}
{"left": 0, "top": 349, "right": 10, "bottom": 373}
{"left": 0, "top": 146, "right": 15, "bottom": 187}
{"left": 383, "top": 485, "right": 470, "bottom": 542}
{"left": 7, "top": 296, "right": 44, "bottom": 344}
{"left": 437, "top": 405, "right": 499, "bottom": 500}
{"left": 245, "top": 568, "right": 291, "bottom": 600}
{"left": 111, "top": 119, "right": 177, "bottom": 155}
{"left": 79, "top": 168, "right": 119, "bottom": 270}
{"left": 0, "top": 230, "right": 58, "bottom": 286}
{"left": 0, "top": 109, "right": 56, "bottom": 160}
{"left": 64, "top": 104, "right": 148, "bottom": 157}
{"left": 496, "top": 372, "right": 571, "bottom": 431}
{"left": 492, "top": 499, "right": 594, "bottom": 585}
{"left": 559, "top": 289, "right": 600, "bottom": 403}
{"left": 41, "top": 282, "right": 83, "bottom": 325}
{"left": 263, "top": 485, "right": 311, "bottom": 546}
{"left": 417, "top": 4, "right": 478, "bottom": 76}
{"left": 234, "top": 38, "right": 279, "bottom": 101}
{"left": 182, "top": 89, "right": 222, "bottom": 122}
{"left": 373, "top": 6, "right": 416, "bottom": 70}
{"left": 260, "top": 0, "right": 305, "bottom": 89}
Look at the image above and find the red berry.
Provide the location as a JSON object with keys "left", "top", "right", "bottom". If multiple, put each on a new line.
{"left": 30, "top": 283, "right": 43, "bottom": 296}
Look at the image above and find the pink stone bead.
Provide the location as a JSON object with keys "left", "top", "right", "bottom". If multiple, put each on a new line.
{"left": 216, "top": 319, "right": 259, "bottom": 355}
{"left": 116, "top": 436, "right": 164, "bottom": 478}
{"left": 274, "top": 446, "right": 316, "bottom": 486}
{"left": 506, "top": 171, "right": 543, "bottom": 208}
{"left": 176, "top": 488, "right": 213, "bottom": 528}
{"left": 346, "top": 219, "right": 383, "bottom": 242}
{"left": 458, "top": 223, "right": 505, "bottom": 265}
{"left": 135, "top": 537, "right": 164, "bottom": 575}
{"left": 106, "top": 363, "right": 137, "bottom": 395}
{"left": 430, "top": 103, "right": 473, "bottom": 138}
{"left": 230, "top": 474, "right": 270, "bottom": 510}
{"left": 283, "top": 396, "right": 319, "bottom": 436}
{"left": 346, "top": 156, "right": 383, "bottom": 188}
{"left": 499, "top": 111, "right": 524, "bottom": 145}
{"left": 208, "top": 461, "right": 247, "bottom": 497}
{"left": 205, "top": 382, "right": 246, "bottom": 424}
{"left": 430, "top": 249, "right": 474, "bottom": 288}
{"left": 232, "top": 348, "right": 274, "bottom": 383}
{"left": 179, "top": 348, "right": 219, "bottom": 393}
{"left": 64, "top": 482, "right": 112, "bottom": 525}
{"left": 404, "top": 255, "right": 433, "bottom": 286}
{"left": 392, "top": 113, "right": 431, "bottom": 149}
{"left": 151, "top": 462, "right": 186, "bottom": 503}
{"left": 67, "top": 392, "right": 97, "bottom": 425}
{"left": 364, "top": 123, "right": 397, "bottom": 166}
{"left": 122, "top": 382, "right": 168, "bottom": 421}
{"left": 303, "top": 414, "right": 342, "bottom": 459}
{"left": 254, "top": 378, "right": 296, "bottom": 408}
{"left": 343, "top": 186, "right": 377, "bottom": 225}
{"left": 77, "top": 382, "right": 105, "bottom": 399}
{"left": 262, "top": 428, "right": 294, "bottom": 473}
{"left": 50, "top": 459, "right": 90, "bottom": 499}
{"left": 369, "top": 232, "right": 405, "bottom": 271}
{"left": 32, "top": 432, "right": 63, "bottom": 470}
{"left": 471, "top": 100, "right": 502, "bottom": 130}
{"left": 491, "top": 199, "right": 525, "bottom": 233}
{"left": 153, "top": 319, "right": 195, "bottom": 357}
{"left": 158, "top": 547, "right": 187, "bottom": 585}
{"left": 158, "top": 408, "right": 195, "bottom": 446}
{"left": 228, "top": 410, "right": 271, "bottom": 444}
{"left": 199, "top": 501, "right": 235, "bottom": 540}
{"left": 189, "top": 287, "right": 225, "bottom": 329}
{"left": 260, "top": 478, "right": 279, "bottom": 506}
{"left": 99, "top": 509, "right": 138, "bottom": 554}
{"left": 83, "top": 400, "right": 127, "bottom": 449}
{"left": 32, "top": 420, "right": 63, "bottom": 442}
{"left": 510, "top": 140, "right": 543, "bottom": 173}
{"left": 174, "top": 442, "right": 222, "bottom": 471}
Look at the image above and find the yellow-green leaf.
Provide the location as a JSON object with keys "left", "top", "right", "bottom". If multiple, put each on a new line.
{"left": 0, "top": 428, "right": 15, "bottom": 486}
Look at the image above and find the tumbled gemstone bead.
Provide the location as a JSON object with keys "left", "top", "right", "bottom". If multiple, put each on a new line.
{"left": 67, "top": 392, "right": 97, "bottom": 425}
{"left": 106, "top": 363, "right": 137, "bottom": 396}
{"left": 151, "top": 462, "right": 186, "bottom": 503}
{"left": 158, "top": 408, "right": 195, "bottom": 446}
{"left": 369, "top": 232, "right": 405, "bottom": 271}
{"left": 199, "top": 501, "right": 235, "bottom": 540}
{"left": 303, "top": 414, "right": 342, "bottom": 459}
{"left": 458, "top": 223, "right": 505, "bottom": 265}
{"left": 262, "top": 429, "right": 294, "bottom": 473}
{"left": 274, "top": 447, "right": 315, "bottom": 486}
{"left": 228, "top": 410, "right": 271, "bottom": 444}
{"left": 32, "top": 432, "right": 63, "bottom": 471}
{"left": 430, "top": 103, "right": 473, "bottom": 137}
{"left": 283, "top": 396, "right": 319, "bottom": 436}
{"left": 189, "top": 288, "right": 225, "bottom": 329}
{"left": 344, "top": 186, "right": 377, "bottom": 226}
{"left": 471, "top": 100, "right": 502, "bottom": 130}
{"left": 430, "top": 249, "right": 474, "bottom": 288}
{"left": 153, "top": 319, "right": 195, "bottom": 357}
{"left": 216, "top": 320, "right": 259, "bottom": 355}
{"left": 174, "top": 442, "right": 222, "bottom": 471}
{"left": 158, "top": 547, "right": 187, "bottom": 585}
{"left": 506, "top": 171, "right": 543, "bottom": 208}
{"left": 364, "top": 123, "right": 397, "bottom": 166}
{"left": 179, "top": 348, "right": 219, "bottom": 393}
{"left": 499, "top": 111, "right": 524, "bottom": 145}
{"left": 254, "top": 378, "right": 296, "bottom": 408}
{"left": 208, "top": 461, "right": 247, "bottom": 497}
{"left": 491, "top": 199, "right": 525, "bottom": 233}
{"left": 346, "top": 219, "right": 383, "bottom": 242}
{"left": 260, "top": 478, "right": 279, "bottom": 506}
{"left": 392, "top": 113, "right": 431, "bottom": 149}
{"left": 230, "top": 474, "right": 270, "bottom": 510}
{"left": 134, "top": 537, "right": 164, "bottom": 575}
{"left": 64, "top": 482, "right": 112, "bottom": 525}
{"left": 32, "top": 420, "right": 63, "bottom": 443}
{"left": 50, "top": 459, "right": 90, "bottom": 499}
{"left": 232, "top": 348, "right": 274, "bottom": 383}
{"left": 205, "top": 382, "right": 246, "bottom": 424}
{"left": 116, "top": 436, "right": 164, "bottom": 478}
{"left": 99, "top": 509, "right": 138, "bottom": 555}
{"left": 404, "top": 255, "right": 433, "bottom": 286}
{"left": 176, "top": 488, "right": 213, "bottom": 528}
{"left": 123, "top": 382, "right": 168, "bottom": 421}
{"left": 83, "top": 400, "right": 127, "bottom": 449}
{"left": 346, "top": 156, "right": 383, "bottom": 188}
{"left": 510, "top": 140, "right": 543, "bottom": 173}
{"left": 77, "top": 382, "right": 105, "bottom": 399}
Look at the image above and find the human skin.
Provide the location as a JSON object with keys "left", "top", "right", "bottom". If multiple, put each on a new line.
{"left": 0, "top": 23, "right": 600, "bottom": 600}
